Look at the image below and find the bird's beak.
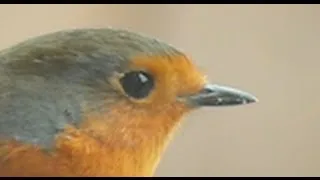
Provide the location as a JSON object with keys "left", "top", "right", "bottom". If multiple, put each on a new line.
{"left": 183, "top": 84, "right": 258, "bottom": 107}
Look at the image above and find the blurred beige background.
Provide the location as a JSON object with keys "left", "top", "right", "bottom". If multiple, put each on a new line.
{"left": 0, "top": 4, "right": 319, "bottom": 177}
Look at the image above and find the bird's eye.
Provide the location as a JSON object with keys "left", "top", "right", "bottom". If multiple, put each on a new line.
{"left": 119, "top": 71, "right": 154, "bottom": 99}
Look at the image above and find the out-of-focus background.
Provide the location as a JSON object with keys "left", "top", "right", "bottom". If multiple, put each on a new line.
{"left": 0, "top": 4, "right": 319, "bottom": 177}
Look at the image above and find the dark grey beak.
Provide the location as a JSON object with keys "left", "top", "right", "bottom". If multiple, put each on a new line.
{"left": 184, "top": 84, "right": 258, "bottom": 107}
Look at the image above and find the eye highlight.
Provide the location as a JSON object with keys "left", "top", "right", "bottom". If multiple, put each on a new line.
{"left": 119, "top": 71, "right": 154, "bottom": 99}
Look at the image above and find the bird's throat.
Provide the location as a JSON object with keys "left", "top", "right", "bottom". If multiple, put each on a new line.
{"left": 55, "top": 103, "right": 189, "bottom": 176}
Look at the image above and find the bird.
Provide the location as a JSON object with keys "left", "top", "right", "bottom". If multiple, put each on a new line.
{"left": 0, "top": 28, "right": 257, "bottom": 177}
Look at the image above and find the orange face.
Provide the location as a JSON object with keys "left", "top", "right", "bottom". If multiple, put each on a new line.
{"left": 78, "top": 54, "right": 207, "bottom": 151}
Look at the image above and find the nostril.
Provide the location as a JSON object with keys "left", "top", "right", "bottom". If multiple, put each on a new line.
{"left": 199, "top": 87, "right": 215, "bottom": 94}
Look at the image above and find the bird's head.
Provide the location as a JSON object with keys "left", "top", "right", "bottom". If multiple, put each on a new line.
{"left": 4, "top": 28, "right": 257, "bottom": 136}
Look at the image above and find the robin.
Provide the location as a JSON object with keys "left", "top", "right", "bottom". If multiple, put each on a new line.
{"left": 0, "top": 28, "right": 257, "bottom": 177}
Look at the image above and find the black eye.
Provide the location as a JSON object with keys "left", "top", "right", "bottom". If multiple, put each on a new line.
{"left": 119, "top": 71, "right": 154, "bottom": 99}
